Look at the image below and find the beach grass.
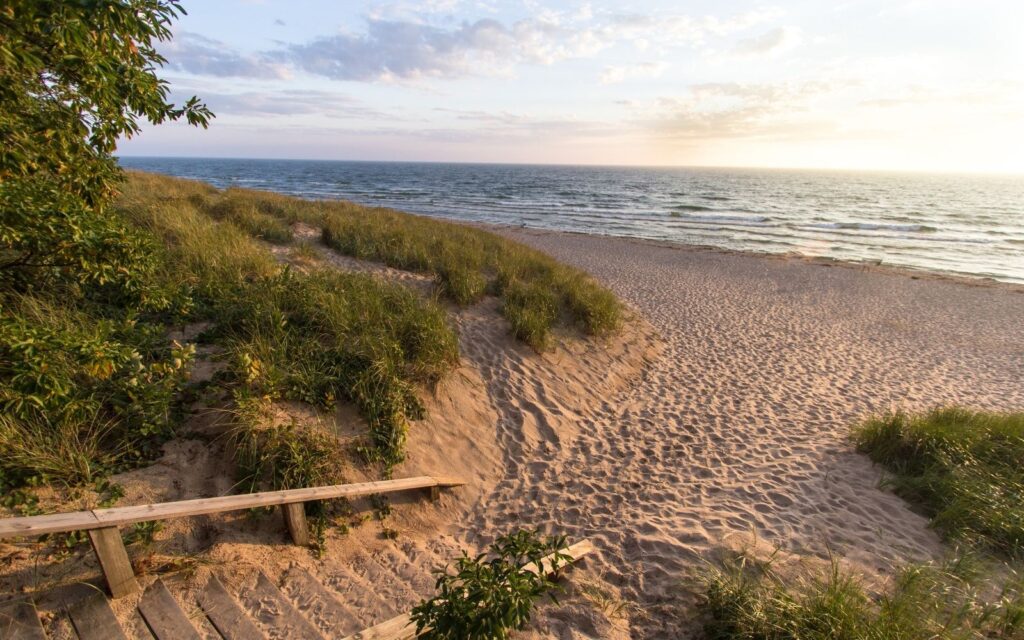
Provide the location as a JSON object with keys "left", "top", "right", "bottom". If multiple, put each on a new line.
{"left": 852, "top": 407, "right": 1024, "bottom": 556}
{"left": 319, "top": 206, "right": 623, "bottom": 349}
{"left": 117, "top": 172, "right": 459, "bottom": 471}
{"left": 698, "top": 548, "right": 1024, "bottom": 640}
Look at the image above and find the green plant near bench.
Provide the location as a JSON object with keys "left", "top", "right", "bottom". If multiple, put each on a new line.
{"left": 412, "top": 529, "right": 571, "bottom": 639}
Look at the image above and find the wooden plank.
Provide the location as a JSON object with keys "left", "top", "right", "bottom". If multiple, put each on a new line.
{"left": 342, "top": 613, "right": 416, "bottom": 640}
{"left": 198, "top": 575, "right": 263, "bottom": 640}
{"left": 245, "top": 572, "right": 323, "bottom": 640}
{"left": 342, "top": 539, "right": 595, "bottom": 640}
{"left": 521, "top": 539, "right": 595, "bottom": 575}
{"left": 0, "top": 476, "right": 465, "bottom": 540}
{"left": 87, "top": 526, "right": 139, "bottom": 599}
{"left": 281, "top": 502, "right": 310, "bottom": 546}
{"left": 92, "top": 476, "right": 458, "bottom": 528}
{"left": 0, "top": 600, "right": 46, "bottom": 640}
{"left": 66, "top": 588, "right": 129, "bottom": 640}
{"left": 138, "top": 579, "right": 202, "bottom": 640}
{"left": 0, "top": 510, "right": 100, "bottom": 539}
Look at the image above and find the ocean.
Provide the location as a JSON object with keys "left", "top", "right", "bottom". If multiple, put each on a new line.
{"left": 118, "top": 157, "right": 1024, "bottom": 285}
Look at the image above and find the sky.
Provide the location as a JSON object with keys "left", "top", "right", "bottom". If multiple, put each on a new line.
{"left": 118, "top": 0, "right": 1024, "bottom": 173}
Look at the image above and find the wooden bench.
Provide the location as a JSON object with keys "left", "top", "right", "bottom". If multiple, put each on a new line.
{"left": 0, "top": 476, "right": 464, "bottom": 598}
{"left": 344, "top": 539, "right": 596, "bottom": 640}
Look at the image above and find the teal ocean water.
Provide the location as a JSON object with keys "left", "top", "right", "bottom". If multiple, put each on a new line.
{"left": 120, "top": 157, "right": 1024, "bottom": 284}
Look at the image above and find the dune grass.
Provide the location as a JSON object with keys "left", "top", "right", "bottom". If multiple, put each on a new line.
{"left": 122, "top": 171, "right": 623, "bottom": 351}
{"left": 698, "top": 549, "right": 1024, "bottom": 640}
{"left": 853, "top": 407, "right": 1024, "bottom": 556}
{"left": 116, "top": 172, "right": 459, "bottom": 472}
{"left": 318, "top": 202, "right": 622, "bottom": 349}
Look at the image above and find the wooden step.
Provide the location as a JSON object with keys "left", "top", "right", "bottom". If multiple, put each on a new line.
{"left": 198, "top": 575, "right": 263, "bottom": 640}
{"left": 138, "top": 579, "right": 202, "bottom": 640}
{"left": 64, "top": 585, "right": 128, "bottom": 640}
{"left": 0, "top": 600, "right": 46, "bottom": 640}
{"left": 279, "top": 566, "right": 362, "bottom": 638}
{"left": 239, "top": 572, "right": 323, "bottom": 640}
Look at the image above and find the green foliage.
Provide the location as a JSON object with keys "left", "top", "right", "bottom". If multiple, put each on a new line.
{"left": 411, "top": 530, "right": 570, "bottom": 639}
{"left": 0, "top": 294, "right": 193, "bottom": 488}
{"left": 231, "top": 396, "right": 345, "bottom": 493}
{"left": 0, "top": 2, "right": 209, "bottom": 491}
{"left": 698, "top": 549, "right": 1024, "bottom": 640}
{"left": 0, "top": 0, "right": 211, "bottom": 203}
{"left": 319, "top": 201, "right": 623, "bottom": 350}
{"left": 853, "top": 407, "right": 1024, "bottom": 555}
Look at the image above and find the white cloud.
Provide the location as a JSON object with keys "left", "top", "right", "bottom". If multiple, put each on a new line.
{"left": 164, "top": 31, "right": 290, "bottom": 79}
{"left": 600, "top": 61, "right": 668, "bottom": 85}
{"left": 732, "top": 26, "right": 803, "bottom": 56}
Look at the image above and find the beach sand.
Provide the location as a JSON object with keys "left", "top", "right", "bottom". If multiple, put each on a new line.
{"left": 5, "top": 228, "right": 1023, "bottom": 638}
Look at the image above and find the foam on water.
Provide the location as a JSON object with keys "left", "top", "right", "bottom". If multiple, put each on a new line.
{"left": 118, "top": 158, "right": 1024, "bottom": 284}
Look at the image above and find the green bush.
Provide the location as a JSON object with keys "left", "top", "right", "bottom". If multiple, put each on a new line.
{"left": 411, "top": 530, "right": 571, "bottom": 639}
{"left": 853, "top": 407, "right": 1024, "bottom": 555}
{"left": 0, "top": 294, "right": 193, "bottom": 488}
{"left": 698, "top": 549, "right": 1024, "bottom": 640}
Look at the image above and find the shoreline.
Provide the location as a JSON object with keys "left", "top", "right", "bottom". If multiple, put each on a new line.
{"left": 472, "top": 220, "right": 1024, "bottom": 294}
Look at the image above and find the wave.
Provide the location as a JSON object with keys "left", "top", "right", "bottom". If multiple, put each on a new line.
{"left": 804, "top": 221, "right": 938, "bottom": 233}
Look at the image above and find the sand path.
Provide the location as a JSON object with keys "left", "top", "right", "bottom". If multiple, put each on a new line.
{"left": 460, "top": 230, "right": 1024, "bottom": 636}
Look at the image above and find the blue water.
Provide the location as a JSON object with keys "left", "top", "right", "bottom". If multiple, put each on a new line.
{"left": 119, "top": 157, "right": 1024, "bottom": 284}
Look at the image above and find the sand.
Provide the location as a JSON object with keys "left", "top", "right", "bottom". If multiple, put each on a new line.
{"left": 3, "top": 227, "right": 1023, "bottom": 638}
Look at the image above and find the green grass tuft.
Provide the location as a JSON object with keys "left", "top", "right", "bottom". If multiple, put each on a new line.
{"left": 698, "top": 549, "right": 1024, "bottom": 640}
{"left": 853, "top": 407, "right": 1024, "bottom": 556}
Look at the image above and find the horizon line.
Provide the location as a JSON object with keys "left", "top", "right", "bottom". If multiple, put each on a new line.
{"left": 116, "top": 153, "right": 1024, "bottom": 179}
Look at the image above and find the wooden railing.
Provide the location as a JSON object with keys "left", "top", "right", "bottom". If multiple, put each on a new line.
{"left": 0, "top": 476, "right": 464, "bottom": 598}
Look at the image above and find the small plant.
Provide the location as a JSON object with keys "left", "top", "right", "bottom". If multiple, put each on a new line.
{"left": 125, "top": 521, "right": 163, "bottom": 547}
{"left": 411, "top": 530, "right": 571, "bottom": 639}
{"left": 370, "top": 494, "right": 393, "bottom": 520}
{"left": 381, "top": 526, "right": 399, "bottom": 540}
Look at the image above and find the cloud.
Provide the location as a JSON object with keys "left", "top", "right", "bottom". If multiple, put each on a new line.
{"left": 274, "top": 19, "right": 286, "bottom": 26}
{"left": 163, "top": 31, "right": 289, "bottom": 79}
{"left": 646, "top": 81, "right": 839, "bottom": 140}
{"left": 178, "top": 89, "right": 387, "bottom": 119}
{"left": 732, "top": 26, "right": 803, "bottom": 56}
{"left": 281, "top": 15, "right": 615, "bottom": 81}
{"left": 162, "top": 7, "right": 781, "bottom": 82}
{"left": 600, "top": 61, "right": 668, "bottom": 84}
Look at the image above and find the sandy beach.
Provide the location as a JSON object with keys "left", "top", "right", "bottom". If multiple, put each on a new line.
{"left": 5, "top": 228, "right": 1023, "bottom": 639}
{"left": 464, "top": 228, "right": 1024, "bottom": 636}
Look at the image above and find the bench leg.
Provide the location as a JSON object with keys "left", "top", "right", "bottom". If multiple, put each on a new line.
{"left": 87, "top": 527, "right": 139, "bottom": 598}
{"left": 281, "top": 503, "right": 310, "bottom": 546}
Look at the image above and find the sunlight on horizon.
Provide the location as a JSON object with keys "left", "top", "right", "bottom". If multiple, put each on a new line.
{"left": 118, "top": 0, "right": 1024, "bottom": 175}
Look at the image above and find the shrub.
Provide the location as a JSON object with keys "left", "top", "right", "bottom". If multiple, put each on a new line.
{"left": 853, "top": 407, "right": 1024, "bottom": 555}
{"left": 411, "top": 530, "right": 571, "bottom": 639}
{"left": 0, "top": 295, "right": 193, "bottom": 488}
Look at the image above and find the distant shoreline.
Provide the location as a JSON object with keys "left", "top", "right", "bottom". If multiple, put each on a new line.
{"left": 477, "top": 220, "right": 1024, "bottom": 295}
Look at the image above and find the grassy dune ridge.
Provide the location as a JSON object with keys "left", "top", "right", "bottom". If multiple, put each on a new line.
{"left": 0, "top": 171, "right": 623, "bottom": 493}
{"left": 191, "top": 177, "right": 624, "bottom": 350}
